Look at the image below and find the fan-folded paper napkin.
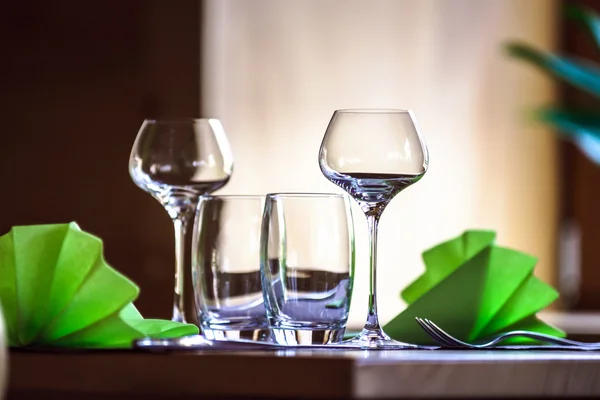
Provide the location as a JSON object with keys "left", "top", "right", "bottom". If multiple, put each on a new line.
{"left": 0, "top": 222, "right": 198, "bottom": 348}
{"left": 383, "top": 230, "right": 564, "bottom": 345}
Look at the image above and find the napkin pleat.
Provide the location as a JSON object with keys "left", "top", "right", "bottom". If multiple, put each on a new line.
{"left": 52, "top": 304, "right": 143, "bottom": 348}
{"left": 52, "top": 304, "right": 198, "bottom": 348}
{"left": 402, "top": 230, "right": 496, "bottom": 304}
{"left": 0, "top": 223, "right": 198, "bottom": 348}
{"left": 45, "top": 223, "right": 101, "bottom": 328}
{"left": 385, "top": 230, "right": 564, "bottom": 345}
{"left": 0, "top": 232, "right": 17, "bottom": 346}
{"left": 478, "top": 275, "right": 559, "bottom": 337}
{"left": 39, "top": 258, "right": 139, "bottom": 342}
{"left": 13, "top": 224, "right": 69, "bottom": 345}
{"left": 469, "top": 247, "right": 534, "bottom": 340}
{"left": 385, "top": 250, "right": 491, "bottom": 345}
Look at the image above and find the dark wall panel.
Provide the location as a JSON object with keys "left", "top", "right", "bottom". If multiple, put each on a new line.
{"left": 0, "top": 0, "right": 201, "bottom": 319}
{"left": 559, "top": 0, "right": 600, "bottom": 309}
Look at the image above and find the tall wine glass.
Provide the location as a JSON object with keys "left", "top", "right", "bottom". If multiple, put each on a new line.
{"left": 318, "top": 109, "right": 428, "bottom": 349}
{"left": 129, "top": 118, "right": 233, "bottom": 322}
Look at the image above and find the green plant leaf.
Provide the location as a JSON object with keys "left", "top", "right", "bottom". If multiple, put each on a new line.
{"left": 505, "top": 42, "right": 600, "bottom": 98}
{"left": 536, "top": 108, "right": 600, "bottom": 164}
{"left": 565, "top": 4, "right": 600, "bottom": 50}
{"left": 537, "top": 108, "right": 600, "bottom": 140}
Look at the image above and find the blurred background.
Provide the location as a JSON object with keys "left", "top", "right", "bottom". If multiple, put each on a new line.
{"left": 1, "top": 0, "right": 599, "bottom": 328}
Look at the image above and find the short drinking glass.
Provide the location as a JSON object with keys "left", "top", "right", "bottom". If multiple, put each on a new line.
{"left": 191, "top": 195, "right": 269, "bottom": 341}
{"left": 260, "top": 193, "right": 355, "bottom": 345}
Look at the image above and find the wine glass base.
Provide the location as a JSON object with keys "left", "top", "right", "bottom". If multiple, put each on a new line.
{"left": 341, "top": 328, "right": 419, "bottom": 350}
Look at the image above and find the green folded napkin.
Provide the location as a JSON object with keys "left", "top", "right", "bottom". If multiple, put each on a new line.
{"left": 0, "top": 222, "right": 198, "bottom": 348}
{"left": 384, "top": 230, "right": 564, "bottom": 345}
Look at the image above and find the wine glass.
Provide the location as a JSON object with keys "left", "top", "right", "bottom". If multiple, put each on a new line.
{"left": 318, "top": 109, "right": 428, "bottom": 349}
{"left": 129, "top": 118, "right": 234, "bottom": 322}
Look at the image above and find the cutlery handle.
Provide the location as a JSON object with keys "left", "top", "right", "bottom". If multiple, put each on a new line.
{"left": 494, "top": 331, "right": 600, "bottom": 348}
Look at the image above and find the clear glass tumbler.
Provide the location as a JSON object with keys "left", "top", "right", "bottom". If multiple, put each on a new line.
{"left": 191, "top": 195, "right": 269, "bottom": 341}
{"left": 260, "top": 193, "right": 355, "bottom": 345}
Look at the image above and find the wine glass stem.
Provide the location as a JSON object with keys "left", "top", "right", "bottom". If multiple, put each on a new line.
{"left": 365, "top": 214, "right": 381, "bottom": 330}
{"left": 172, "top": 217, "right": 189, "bottom": 323}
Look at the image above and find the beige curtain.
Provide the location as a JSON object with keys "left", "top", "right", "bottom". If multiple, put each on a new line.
{"left": 201, "top": 0, "right": 558, "bottom": 325}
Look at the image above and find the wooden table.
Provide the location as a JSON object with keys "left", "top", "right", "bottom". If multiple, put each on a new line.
{"left": 8, "top": 347, "right": 600, "bottom": 399}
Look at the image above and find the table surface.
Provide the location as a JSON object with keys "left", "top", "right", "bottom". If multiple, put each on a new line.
{"left": 9, "top": 346, "right": 600, "bottom": 399}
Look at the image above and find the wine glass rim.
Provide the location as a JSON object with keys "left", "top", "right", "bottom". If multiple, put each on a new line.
{"left": 143, "top": 118, "right": 219, "bottom": 124}
{"left": 266, "top": 192, "right": 345, "bottom": 198}
{"left": 334, "top": 108, "right": 412, "bottom": 114}
{"left": 201, "top": 194, "right": 265, "bottom": 200}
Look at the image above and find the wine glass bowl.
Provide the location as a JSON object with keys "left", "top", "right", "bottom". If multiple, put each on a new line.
{"left": 320, "top": 109, "right": 427, "bottom": 216}
{"left": 130, "top": 118, "right": 233, "bottom": 218}
{"left": 318, "top": 109, "right": 428, "bottom": 348}
{"left": 129, "top": 118, "right": 234, "bottom": 322}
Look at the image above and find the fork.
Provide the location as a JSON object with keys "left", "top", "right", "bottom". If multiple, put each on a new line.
{"left": 415, "top": 317, "right": 600, "bottom": 349}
